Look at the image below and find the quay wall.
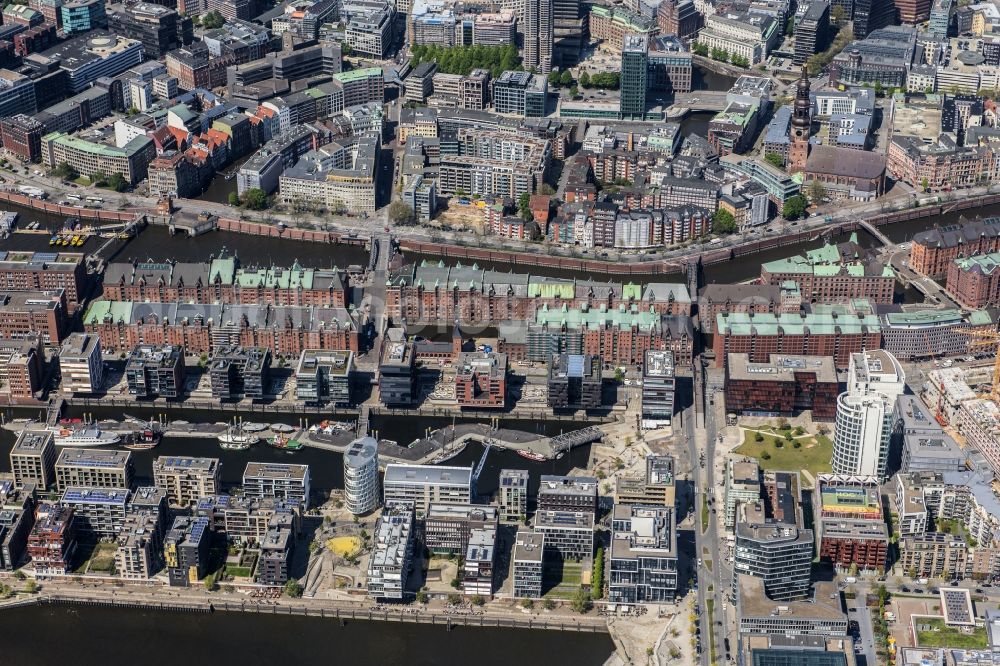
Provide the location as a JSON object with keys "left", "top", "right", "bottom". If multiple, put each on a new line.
{"left": 5, "top": 593, "right": 608, "bottom": 633}
{"left": 0, "top": 191, "right": 141, "bottom": 222}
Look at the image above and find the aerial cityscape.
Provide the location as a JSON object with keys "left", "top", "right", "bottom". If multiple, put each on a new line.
{"left": 1, "top": 0, "right": 1000, "bottom": 662}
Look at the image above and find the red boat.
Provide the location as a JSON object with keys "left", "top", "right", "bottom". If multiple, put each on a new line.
{"left": 516, "top": 449, "right": 547, "bottom": 462}
{"left": 59, "top": 418, "right": 83, "bottom": 426}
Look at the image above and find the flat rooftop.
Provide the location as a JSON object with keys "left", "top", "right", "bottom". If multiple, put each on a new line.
{"left": 56, "top": 448, "right": 131, "bottom": 468}
{"left": 727, "top": 354, "right": 838, "bottom": 384}
{"left": 738, "top": 575, "right": 846, "bottom": 621}
{"left": 513, "top": 530, "right": 544, "bottom": 562}
{"left": 383, "top": 464, "right": 472, "bottom": 486}
{"left": 243, "top": 462, "right": 309, "bottom": 481}
{"left": 153, "top": 456, "right": 219, "bottom": 472}
{"left": 12, "top": 430, "right": 53, "bottom": 454}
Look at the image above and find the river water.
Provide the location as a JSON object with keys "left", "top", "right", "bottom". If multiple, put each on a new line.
{"left": 0, "top": 605, "right": 616, "bottom": 666}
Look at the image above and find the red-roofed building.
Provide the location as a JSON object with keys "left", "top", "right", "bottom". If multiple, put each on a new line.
{"left": 149, "top": 125, "right": 178, "bottom": 154}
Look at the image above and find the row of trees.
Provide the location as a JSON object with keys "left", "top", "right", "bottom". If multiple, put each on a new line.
{"left": 691, "top": 43, "right": 750, "bottom": 69}
{"left": 410, "top": 44, "right": 521, "bottom": 79}
{"left": 51, "top": 162, "right": 129, "bottom": 191}
{"left": 228, "top": 188, "right": 269, "bottom": 210}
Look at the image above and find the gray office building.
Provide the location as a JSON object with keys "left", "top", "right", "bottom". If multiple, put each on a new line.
{"left": 383, "top": 464, "right": 473, "bottom": 515}
{"left": 609, "top": 504, "right": 679, "bottom": 604}
{"left": 534, "top": 510, "right": 595, "bottom": 561}
{"left": 498, "top": 469, "right": 529, "bottom": 521}
{"left": 378, "top": 332, "right": 416, "bottom": 406}
{"left": 491, "top": 71, "right": 547, "bottom": 117}
{"left": 10, "top": 430, "right": 56, "bottom": 490}
{"left": 641, "top": 350, "right": 675, "bottom": 428}
{"left": 209, "top": 346, "right": 271, "bottom": 400}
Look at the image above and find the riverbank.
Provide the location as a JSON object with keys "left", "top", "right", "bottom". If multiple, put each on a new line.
{"left": 1, "top": 591, "right": 608, "bottom": 633}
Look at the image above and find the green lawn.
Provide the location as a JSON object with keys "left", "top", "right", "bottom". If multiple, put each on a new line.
{"left": 734, "top": 428, "right": 833, "bottom": 477}
{"left": 700, "top": 494, "right": 709, "bottom": 534}
{"left": 706, "top": 598, "right": 717, "bottom": 664}
{"left": 915, "top": 618, "right": 988, "bottom": 649}
{"left": 89, "top": 543, "right": 117, "bottom": 572}
{"left": 225, "top": 565, "right": 252, "bottom": 578}
{"left": 543, "top": 561, "right": 585, "bottom": 600}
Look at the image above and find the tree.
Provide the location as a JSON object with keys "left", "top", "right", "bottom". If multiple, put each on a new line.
{"left": 447, "top": 593, "right": 462, "bottom": 605}
{"left": 521, "top": 598, "right": 534, "bottom": 609}
{"left": 200, "top": 10, "right": 225, "bottom": 28}
{"left": 388, "top": 200, "right": 416, "bottom": 225}
{"left": 579, "top": 71, "right": 591, "bottom": 88}
{"left": 24, "top": 580, "right": 38, "bottom": 594}
{"left": 559, "top": 70, "right": 573, "bottom": 87}
{"left": 569, "top": 85, "right": 579, "bottom": 98}
{"left": 548, "top": 70, "right": 561, "bottom": 87}
{"left": 543, "top": 598, "right": 556, "bottom": 610}
{"left": 107, "top": 172, "right": 129, "bottom": 192}
{"left": 52, "top": 161, "right": 79, "bottom": 181}
{"left": 786, "top": 16, "right": 795, "bottom": 35}
{"left": 806, "top": 179, "right": 827, "bottom": 203}
{"left": 712, "top": 209, "right": 738, "bottom": 234}
{"left": 284, "top": 579, "right": 303, "bottom": 598}
{"left": 831, "top": 4, "right": 845, "bottom": 23}
{"left": 471, "top": 595, "right": 486, "bottom": 606}
{"left": 228, "top": 192, "right": 240, "bottom": 206}
{"left": 244, "top": 187, "right": 268, "bottom": 210}
{"left": 920, "top": 177, "right": 929, "bottom": 192}
{"left": 591, "top": 546, "right": 605, "bottom": 600}
{"left": 570, "top": 586, "right": 593, "bottom": 613}
{"left": 692, "top": 42, "right": 708, "bottom": 57}
{"left": 90, "top": 170, "right": 107, "bottom": 186}
{"left": 538, "top": 183, "right": 556, "bottom": 195}
{"left": 764, "top": 152, "right": 785, "bottom": 169}
{"left": 416, "top": 589, "right": 429, "bottom": 604}
{"left": 761, "top": 450, "right": 771, "bottom": 460}
{"left": 782, "top": 194, "right": 808, "bottom": 220}
{"left": 518, "top": 191, "right": 532, "bottom": 221}
{"left": 203, "top": 574, "right": 216, "bottom": 591}
{"left": 754, "top": 432, "right": 764, "bottom": 442}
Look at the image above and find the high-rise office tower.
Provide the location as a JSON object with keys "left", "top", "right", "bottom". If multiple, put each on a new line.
{"left": 620, "top": 33, "right": 649, "bottom": 120}
{"left": 832, "top": 350, "right": 906, "bottom": 479}
{"left": 524, "top": 0, "right": 553, "bottom": 73}
{"left": 794, "top": 1, "right": 830, "bottom": 66}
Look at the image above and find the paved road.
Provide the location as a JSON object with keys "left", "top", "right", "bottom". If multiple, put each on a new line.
{"left": 852, "top": 585, "right": 878, "bottom": 666}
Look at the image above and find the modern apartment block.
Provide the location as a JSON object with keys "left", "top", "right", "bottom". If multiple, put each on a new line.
{"left": 609, "top": 504, "right": 678, "bottom": 604}
{"left": 455, "top": 352, "right": 508, "bottom": 409}
{"left": 115, "top": 510, "right": 163, "bottom": 580}
{"left": 732, "top": 472, "right": 813, "bottom": 601}
{"left": 153, "top": 456, "right": 221, "bottom": 508}
{"left": 10, "top": 430, "right": 56, "bottom": 490}
{"left": 512, "top": 530, "right": 545, "bottom": 598}
{"left": 242, "top": 462, "right": 311, "bottom": 509}
{"left": 378, "top": 334, "right": 417, "bottom": 406}
{"left": 258, "top": 526, "right": 294, "bottom": 586}
{"left": 164, "top": 516, "right": 211, "bottom": 587}
{"left": 534, "top": 510, "right": 595, "bottom": 562}
{"left": 294, "top": 349, "right": 353, "bottom": 405}
{"left": 547, "top": 353, "right": 602, "bottom": 410}
{"left": 383, "top": 464, "right": 473, "bottom": 515}
{"left": 498, "top": 469, "right": 529, "bottom": 521}
{"left": 615, "top": 455, "right": 676, "bottom": 507}
{"left": 724, "top": 457, "right": 761, "bottom": 530}
{"left": 463, "top": 526, "right": 497, "bottom": 597}
{"left": 58, "top": 333, "right": 104, "bottom": 395}
{"left": 736, "top": 576, "right": 849, "bottom": 637}
{"left": 641, "top": 350, "right": 675, "bottom": 428}
{"left": 208, "top": 346, "right": 271, "bottom": 401}
{"left": 491, "top": 71, "right": 547, "bottom": 117}
{"left": 0, "top": 482, "right": 36, "bottom": 571}
{"left": 537, "top": 475, "right": 598, "bottom": 514}
{"left": 55, "top": 448, "right": 133, "bottom": 492}
{"left": 195, "top": 495, "right": 301, "bottom": 543}
{"left": 344, "top": 437, "right": 380, "bottom": 515}
{"left": 423, "top": 503, "right": 498, "bottom": 555}
{"left": 60, "top": 487, "right": 130, "bottom": 537}
{"left": 816, "top": 474, "right": 889, "bottom": 573}
{"left": 832, "top": 350, "right": 905, "bottom": 479}
{"left": 367, "top": 501, "right": 415, "bottom": 600}
{"left": 899, "top": 532, "right": 969, "bottom": 580}
{"left": 27, "top": 503, "right": 76, "bottom": 575}
{"left": 125, "top": 344, "right": 186, "bottom": 399}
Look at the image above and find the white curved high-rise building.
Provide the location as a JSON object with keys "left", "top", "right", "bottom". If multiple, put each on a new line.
{"left": 344, "top": 436, "right": 380, "bottom": 515}
{"left": 832, "top": 350, "right": 905, "bottom": 479}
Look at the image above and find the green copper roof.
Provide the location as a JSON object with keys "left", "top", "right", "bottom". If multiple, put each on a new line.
{"left": 535, "top": 304, "right": 662, "bottom": 331}
{"left": 717, "top": 302, "right": 881, "bottom": 336}
{"left": 84, "top": 300, "right": 133, "bottom": 325}
{"left": 528, "top": 280, "right": 575, "bottom": 299}
{"left": 209, "top": 258, "right": 237, "bottom": 284}
{"left": 622, "top": 283, "right": 643, "bottom": 300}
{"left": 237, "top": 266, "right": 315, "bottom": 289}
{"left": 955, "top": 251, "right": 1000, "bottom": 275}
{"left": 334, "top": 68, "right": 382, "bottom": 84}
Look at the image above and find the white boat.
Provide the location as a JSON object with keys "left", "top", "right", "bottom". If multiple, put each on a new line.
{"left": 270, "top": 423, "right": 295, "bottom": 433}
{"left": 52, "top": 427, "right": 121, "bottom": 447}
{"left": 218, "top": 432, "right": 259, "bottom": 450}
{"left": 242, "top": 422, "right": 268, "bottom": 432}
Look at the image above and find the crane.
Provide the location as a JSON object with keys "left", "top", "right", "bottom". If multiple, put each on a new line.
{"left": 954, "top": 328, "right": 1000, "bottom": 401}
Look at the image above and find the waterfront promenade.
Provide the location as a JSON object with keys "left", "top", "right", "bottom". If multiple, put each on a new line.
{"left": 0, "top": 585, "right": 609, "bottom": 634}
